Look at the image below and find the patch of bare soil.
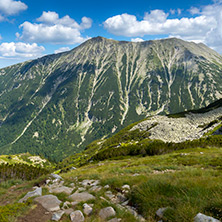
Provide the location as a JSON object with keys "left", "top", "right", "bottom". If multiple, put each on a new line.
{"left": 17, "top": 203, "right": 52, "bottom": 222}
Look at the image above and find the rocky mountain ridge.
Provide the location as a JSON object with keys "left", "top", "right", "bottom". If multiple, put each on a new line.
{"left": 0, "top": 37, "right": 222, "bottom": 160}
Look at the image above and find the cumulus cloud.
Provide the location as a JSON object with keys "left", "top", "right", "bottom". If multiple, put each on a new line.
{"left": 54, "top": 47, "right": 70, "bottom": 54}
{"left": 17, "top": 11, "right": 92, "bottom": 44}
{"left": 189, "top": 7, "right": 200, "bottom": 15}
{"left": 0, "top": 0, "right": 27, "bottom": 15}
{"left": 131, "top": 38, "right": 144, "bottom": 42}
{"left": 104, "top": 2, "right": 222, "bottom": 53}
{"left": 0, "top": 42, "right": 45, "bottom": 58}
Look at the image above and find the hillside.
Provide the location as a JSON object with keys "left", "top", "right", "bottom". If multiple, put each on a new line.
{"left": 59, "top": 98, "right": 222, "bottom": 169}
{"left": 0, "top": 147, "right": 221, "bottom": 222}
{"left": 0, "top": 37, "right": 222, "bottom": 160}
{"left": 0, "top": 101, "right": 221, "bottom": 222}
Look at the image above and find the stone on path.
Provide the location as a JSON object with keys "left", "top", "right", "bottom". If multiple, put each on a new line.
{"left": 69, "top": 192, "right": 95, "bottom": 202}
{"left": 18, "top": 187, "right": 42, "bottom": 203}
{"left": 89, "top": 185, "right": 102, "bottom": 192}
{"left": 99, "top": 206, "right": 116, "bottom": 219}
{"left": 64, "top": 208, "right": 74, "bottom": 215}
{"left": 83, "top": 203, "right": 93, "bottom": 215}
{"left": 194, "top": 213, "right": 220, "bottom": 222}
{"left": 108, "top": 218, "right": 122, "bottom": 222}
{"left": 50, "top": 186, "right": 73, "bottom": 195}
{"left": 34, "top": 195, "right": 62, "bottom": 212}
{"left": 51, "top": 210, "right": 64, "bottom": 221}
{"left": 156, "top": 207, "right": 168, "bottom": 218}
{"left": 70, "top": 210, "right": 85, "bottom": 222}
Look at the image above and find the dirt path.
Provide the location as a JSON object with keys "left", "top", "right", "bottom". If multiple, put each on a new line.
{"left": 17, "top": 203, "right": 52, "bottom": 222}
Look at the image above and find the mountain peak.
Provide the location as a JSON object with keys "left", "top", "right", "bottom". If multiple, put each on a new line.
{"left": 0, "top": 36, "right": 222, "bottom": 160}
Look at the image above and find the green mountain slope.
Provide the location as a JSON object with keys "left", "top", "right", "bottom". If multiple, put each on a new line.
{"left": 59, "top": 99, "right": 222, "bottom": 169}
{"left": 0, "top": 37, "right": 222, "bottom": 160}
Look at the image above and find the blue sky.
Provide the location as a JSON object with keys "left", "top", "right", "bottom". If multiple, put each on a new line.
{"left": 0, "top": 0, "right": 221, "bottom": 68}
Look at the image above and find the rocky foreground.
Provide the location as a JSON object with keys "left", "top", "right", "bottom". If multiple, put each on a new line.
{"left": 17, "top": 173, "right": 220, "bottom": 222}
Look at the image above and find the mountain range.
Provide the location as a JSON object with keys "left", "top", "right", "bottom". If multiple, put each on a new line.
{"left": 0, "top": 36, "right": 222, "bottom": 161}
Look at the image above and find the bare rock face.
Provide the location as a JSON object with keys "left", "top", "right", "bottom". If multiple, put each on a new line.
{"left": 69, "top": 192, "right": 95, "bottom": 203}
{"left": 99, "top": 206, "right": 116, "bottom": 219}
{"left": 70, "top": 210, "right": 85, "bottom": 222}
{"left": 34, "top": 195, "right": 62, "bottom": 212}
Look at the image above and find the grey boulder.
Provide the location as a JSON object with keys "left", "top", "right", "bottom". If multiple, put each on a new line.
{"left": 34, "top": 195, "right": 62, "bottom": 211}
{"left": 18, "top": 187, "right": 42, "bottom": 203}
{"left": 99, "top": 206, "right": 116, "bottom": 219}
{"left": 51, "top": 210, "right": 64, "bottom": 221}
{"left": 70, "top": 210, "right": 85, "bottom": 222}
{"left": 69, "top": 192, "right": 95, "bottom": 203}
{"left": 194, "top": 213, "right": 220, "bottom": 222}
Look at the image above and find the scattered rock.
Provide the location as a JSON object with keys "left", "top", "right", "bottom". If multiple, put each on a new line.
{"left": 156, "top": 207, "right": 168, "bottom": 219}
{"left": 64, "top": 208, "right": 74, "bottom": 215}
{"left": 116, "top": 193, "right": 127, "bottom": 203}
{"left": 89, "top": 185, "right": 102, "bottom": 192}
{"left": 122, "top": 184, "right": 130, "bottom": 189}
{"left": 34, "top": 195, "right": 62, "bottom": 212}
{"left": 75, "top": 187, "right": 86, "bottom": 193}
{"left": 69, "top": 192, "right": 95, "bottom": 202}
{"left": 105, "top": 191, "right": 115, "bottom": 199}
{"left": 51, "top": 210, "right": 64, "bottom": 221}
{"left": 81, "top": 179, "right": 99, "bottom": 187}
{"left": 194, "top": 213, "right": 220, "bottom": 222}
{"left": 108, "top": 218, "right": 122, "bottom": 222}
{"left": 125, "top": 206, "right": 146, "bottom": 221}
{"left": 18, "top": 187, "right": 42, "bottom": 203}
{"left": 104, "top": 185, "right": 110, "bottom": 189}
{"left": 62, "top": 201, "right": 71, "bottom": 209}
{"left": 99, "top": 206, "right": 116, "bottom": 219}
{"left": 71, "top": 201, "right": 79, "bottom": 206}
{"left": 83, "top": 203, "right": 93, "bottom": 215}
{"left": 70, "top": 183, "right": 75, "bottom": 187}
{"left": 50, "top": 186, "right": 73, "bottom": 195}
{"left": 132, "top": 173, "right": 140, "bottom": 176}
{"left": 122, "top": 184, "right": 130, "bottom": 193}
{"left": 71, "top": 167, "right": 77, "bottom": 170}
{"left": 121, "top": 200, "right": 129, "bottom": 206}
{"left": 51, "top": 173, "right": 63, "bottom": 180}
{"left": 70, "top": 210, "right": 85, "bottom": 222}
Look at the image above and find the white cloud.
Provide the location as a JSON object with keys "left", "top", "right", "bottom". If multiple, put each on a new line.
{"left": 54, "top": 47, "right": 70, "bottom": 54}
{"left": 0, "top": 42, "right": 45, "bottom": 58}
{"left": 131, "top": 38, "right": 144, "bottom": 42}
{"left": 18, "top": 11, "right": 92, "bottom": 44}
{"left": 0, "top": 0, "right": 27, "bottom": 15}
{"left": 0, "top": 14, "right": 5, "bottom": 21}
{"left": 189, "top": 7, "right": 200, "bottom": 15}
{"left": 104, "top": 2, "right": 222, "bottom": 53}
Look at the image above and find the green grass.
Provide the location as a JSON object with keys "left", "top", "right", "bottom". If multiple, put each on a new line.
{"left": 0, "top": 146, "right": 221, "bottom": 221}
{"left": 60, "top": 147, "right": 222, "bottom": 221}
